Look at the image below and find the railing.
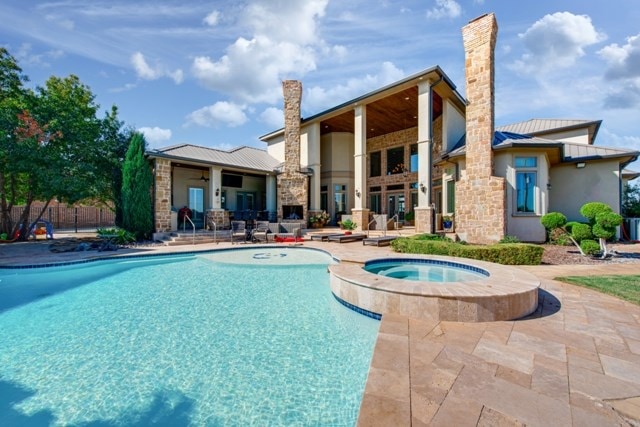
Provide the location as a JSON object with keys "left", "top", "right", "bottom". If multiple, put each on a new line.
{"left": 210, "top": 221, "right": 217, "bottom": 244}
{"left": 390, "top": 214, "right": 401, "bottom": 235}
{"left": 182, "top": 215, "right": 195, "bottom": 245}
{"left": 367, "top": 217, "right": 382, "bottom": 238}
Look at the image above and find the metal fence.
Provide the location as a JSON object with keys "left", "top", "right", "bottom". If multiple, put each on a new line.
{"left": 9, "top": 205, "right": 116, "bottom": 232}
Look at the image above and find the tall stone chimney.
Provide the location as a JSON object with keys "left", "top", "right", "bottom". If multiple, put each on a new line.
{"left": 283, "top": 80, "right": 302, "bottom": 174}
{"left": 455, "top": 13, "right": 506, "bottom": 243}
{"left": 277, "top": 80, "right": 308, "bottom": 223}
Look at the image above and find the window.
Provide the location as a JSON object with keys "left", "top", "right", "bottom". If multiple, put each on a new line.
{"left": 334, "top": 184, "right": 347, "bottom": 214}
{"left": 446, "top": 180, "right": 455, "bottom": 214}
{"left": 515, "top": 157, "right": 537, "bottom": 214}
{"left": 369, "top": 193, "right": 381, "bottom": 214}
{"left": 369, "top": 151, "right": 381, "bottom": 177}
{"left": 410, "top": 144, "right": 418, "bottom": 172}
{"left": 386, "top": 146, "right": 405, "bottom": 175}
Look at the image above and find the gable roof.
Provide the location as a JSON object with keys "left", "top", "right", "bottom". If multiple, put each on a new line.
{"left": 444, "top": 131, "right": 639, "bottom": 165}
{"left": 148, "top": 144, "right": 281, "bottom": 173}
{"left": 496, "top": 119, "right": 602, "bottom": 144}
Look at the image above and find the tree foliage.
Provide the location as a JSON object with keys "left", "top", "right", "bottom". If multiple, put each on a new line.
{"left": 122, "top": 132, "right": 153, "bottom": 239}
{"left": 622, "top": 183, "right": 640, "bottom": 218}
{"left": 0, "top": 48, "right": 130, "bottom": 239}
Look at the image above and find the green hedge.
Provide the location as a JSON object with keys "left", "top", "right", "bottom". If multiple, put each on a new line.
{"left": 390, "top": 236, "right": 544, "bottom": 265}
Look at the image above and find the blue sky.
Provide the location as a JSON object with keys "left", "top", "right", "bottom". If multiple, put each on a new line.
{"left": 2, "top": 0, "right": 639, "bottom": 170}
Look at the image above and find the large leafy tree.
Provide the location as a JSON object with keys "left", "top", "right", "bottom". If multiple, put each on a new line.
{"left": 121, "top": 132, "right": 153, "bottom": 239}
{"left": 0, "top": 48, "right": 131, "bottom": 239}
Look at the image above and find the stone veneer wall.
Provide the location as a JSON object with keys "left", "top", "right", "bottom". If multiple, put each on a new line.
{"left": 455, "top": 13, "right": 506, "bottom": 243}
{"left": 366, "top": 122, "right": 443, "bottom": 229}
{"left": 277, "top": 80, "right": 308, "bottom": 223}
{"left": 154, "top": 158, "right": 172, "bottom": 232}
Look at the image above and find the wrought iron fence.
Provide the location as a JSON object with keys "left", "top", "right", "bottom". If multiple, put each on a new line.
{"left": 9, "top": 205, "right": 116, "bottom": 232}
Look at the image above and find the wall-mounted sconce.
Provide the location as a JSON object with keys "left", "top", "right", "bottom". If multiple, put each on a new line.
{"left": 215, "top": 188, "right": 220, "bottom": 197}
{"left": 419, "top": 182, "right": 426, "bottom": 193}
{"left": 547, "top": 182, "right": 552, "bottom": 190}
{"left": 576, "top": 162, "right": 586, "bottom": 169}
{"left": 355, "top": 189, "right": 361, "bottom": 198}
{"left": 402, "top": 168, "right": 408, "bottom": 178}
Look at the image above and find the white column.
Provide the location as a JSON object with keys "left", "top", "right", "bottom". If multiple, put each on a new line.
{"left": 354, "top": 105, "right": 367, "bottom": 209}
{"left": 417, "top": 79, "right": 433, "bottom": 207}
{"left": 266, "top": 174, "right": 277, "bottom": 214}
{"left": 304, "top": 123, "right": 322, "bottom": 210}
{"left": 209, "top": 166, "right": 222, "bottom": 209}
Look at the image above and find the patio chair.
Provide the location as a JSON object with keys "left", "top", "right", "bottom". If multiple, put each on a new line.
{"left": 230, "top": 220, "right": 247, "bottom": 244}
{"left": 251, "top": 221, "right": 270, "bottom": 243}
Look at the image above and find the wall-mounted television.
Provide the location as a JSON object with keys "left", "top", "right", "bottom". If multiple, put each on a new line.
{"left": 222, "top": 173, "right": 243, "bottom": 188}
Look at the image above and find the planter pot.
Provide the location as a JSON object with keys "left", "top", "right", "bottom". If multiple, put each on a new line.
{"left": 344, "top": 231, "right": 352, "bottom": 235}
{"left": 443, "top": 221, "right": 453, "bottom": 230}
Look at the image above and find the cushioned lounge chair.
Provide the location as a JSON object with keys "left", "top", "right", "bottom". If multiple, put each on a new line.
{"left": 310, "top": 232, "right": 344, "bottom": 242}
{"left": 327, "top": 233, "right": 366, "bottom": 243}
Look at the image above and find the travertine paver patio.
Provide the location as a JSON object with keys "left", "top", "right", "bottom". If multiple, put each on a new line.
{"left": 1, "top": 235, "right": 639, "bottom": 425}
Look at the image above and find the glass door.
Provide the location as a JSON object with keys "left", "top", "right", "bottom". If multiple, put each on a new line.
{"left": 387, "top": 193, "right": 405, "bottom": 221}
{"left": 188, "top": 187, "right": 205, "bottom": 228}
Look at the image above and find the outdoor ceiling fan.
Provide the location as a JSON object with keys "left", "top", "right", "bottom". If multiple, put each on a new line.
{"left": 188, "top": 171, "right": 209, "bottom": 182}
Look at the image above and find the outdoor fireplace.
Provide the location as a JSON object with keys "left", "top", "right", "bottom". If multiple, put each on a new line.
{"left": 282, "top": 205, "right": 303, "bottom": 220}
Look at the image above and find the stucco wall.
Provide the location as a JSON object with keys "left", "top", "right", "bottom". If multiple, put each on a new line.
{"left": 550, "top": 160, "right": 621, "bottom": 221}
{"left": 266, "top": 134, "right": 285, "bottom": 163}
{"left": 443, "top": 99, "right": 466, "bottom": 154}
{"left": 541, "top": 128, "right": 590, "bottom": 145}
{"left": 496, "top": 152, "right": 550, "bottom": 242}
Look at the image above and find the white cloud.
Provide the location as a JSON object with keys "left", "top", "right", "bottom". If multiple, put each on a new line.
{"left": 186, "top": 101, "right": 248, "bottom": 128}
{"left": 138, "top": 126, "right": 172, "bottom": 148}
{"left": 14, "top": 43, "right": 65, "bottom": 67}
{"left": 426, "top": 0, "right": 461, "bottom": 20}
{"left": 131, "top": 52, "right": 184, "bottom": 84}
{"left": 511, "top": 12, "right": 606, "bottom": 74}
{"left": 304, "top": 61, "right": 405, "bottom": 112}
{"left": 259, "top": 107, "right": 284, "bottom": 128}
{"left": 191, "top": 0, "right": 331, "bottom": 104}
{"left": 598, "top": 33, "right": 640, "bottom": 108}
{"left": 204, "top": 10, "right": 220, "bottom": 27}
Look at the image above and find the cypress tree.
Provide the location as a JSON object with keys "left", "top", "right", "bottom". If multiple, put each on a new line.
{"left": 121, "top": 132, "right": 153, "bottom": 239}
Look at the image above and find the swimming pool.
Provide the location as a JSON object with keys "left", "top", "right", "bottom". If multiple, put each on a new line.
{"left": 0, "top": 248, "right": 379, "bottom": 426}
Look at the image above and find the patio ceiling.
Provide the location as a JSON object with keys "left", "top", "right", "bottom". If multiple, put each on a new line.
{"left": 320, "top": 87, "right": 443, "bottom": 138}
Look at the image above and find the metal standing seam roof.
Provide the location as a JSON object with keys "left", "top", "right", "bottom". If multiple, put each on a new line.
{"left": 496, "top": 119, "right": 601, "bottom": 136}
{"left": 444, "top": 131, "right": 639, "bottom": 163}
{"left": 148, "top": 144, "right": 281, "bottom": 173}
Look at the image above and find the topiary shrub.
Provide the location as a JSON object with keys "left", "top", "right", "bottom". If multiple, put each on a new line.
{"left": 580, "top": 202, "right": 612, "bottom": 225}
{"left": 542, "top": 202, "right": 622, "bottom": 259}
{"left": 570, "top": 223, "right": 593, "bottom": 243}
{"left": 579, "top": 239, "right": 600, "bottom": 256}
{"left": 541, "top": 212, "right": 567, "bottom": 230}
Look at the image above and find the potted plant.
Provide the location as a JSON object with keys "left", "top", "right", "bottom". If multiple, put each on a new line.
{"left": 442, "top": 215, "right": 453, "bottom": 231}
{"left": 339, "top": 218, "right": 357, "bottom": 234}
{"left": 308, "top": 210, "right": 330, "bottom": 228}
{"left": 404, "top": 211, "right": 415, "bottom": 226}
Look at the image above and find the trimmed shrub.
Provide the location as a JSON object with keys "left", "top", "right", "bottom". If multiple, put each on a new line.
{"left": 570, "top": 223, "right": 593, "bottom": 243}
{"left": 499, "top": 235, "right": 520, "bottom": 244}
{"left": 97, "top": 227, "right": 136, "bottom": 245}
{"left": 541, "top": 212, "right": 567, "bottom": 230}
{"left": 390, "top": 236, "right": 543, "bottom": 265}
{"left": 580, "top": 239, "right": 600, "bottom": 256}
{"left": 580, "top": 202, "right": 612, "bottom": 225}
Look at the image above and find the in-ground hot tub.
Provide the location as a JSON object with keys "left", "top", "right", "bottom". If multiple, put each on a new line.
{"left": 329, "top": 256, "right": 540, "bottom": 322}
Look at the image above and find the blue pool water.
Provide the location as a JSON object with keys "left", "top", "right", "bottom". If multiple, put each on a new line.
{"left": 364, "top": 258, "right": 489, "bottom": 282}
{"left": 0, "top": 248, "right": 379, "bottom": 426}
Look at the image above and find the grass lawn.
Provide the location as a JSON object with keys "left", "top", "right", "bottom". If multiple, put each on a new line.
{"left": 555, "top": 275, "right": 640, "bottom": 305}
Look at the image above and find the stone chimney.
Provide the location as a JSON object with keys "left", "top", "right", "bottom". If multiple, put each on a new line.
{"left": 277, "top": 80, "right": 308, "bottom": 223}
{"left": 454, "top": 13, "right": 506, "bottom": 243}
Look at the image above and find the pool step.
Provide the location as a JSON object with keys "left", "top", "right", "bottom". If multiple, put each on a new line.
{"left": 164, "top": 230, "right": 231, "bottom": 245}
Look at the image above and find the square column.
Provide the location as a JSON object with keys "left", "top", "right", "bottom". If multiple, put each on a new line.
{"left": 353, "top": 105, "right": 367, "bottom": 210}
{"left": 416, "top": 79, "right": 434, "bottom": 233}
{"left": 209, "top": 166, "right": 222, "bottom": 210}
